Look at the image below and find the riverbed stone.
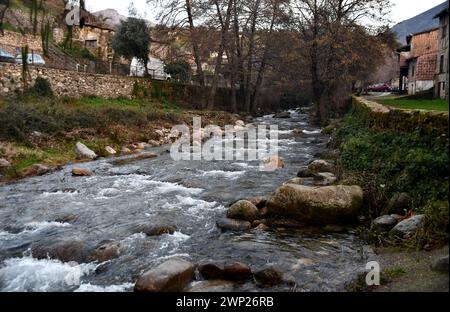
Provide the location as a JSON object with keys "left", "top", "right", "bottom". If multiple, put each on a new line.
{"left": 382, "top": 193, "right": 412, "bottom": 215}
{"left": 216, "top": 218, "right": 251, "bottom": 231}
{"left": 138, "top": 225, "right": 177, "bottom": 236}
{"left": 273, "top": 112, "right": 291, "bottom": 118}
{"left": 134, "top": 152, "right": 158, "bottom": 160}
{"left": 253, "top": 267, "right": 283, "bottom": 287}
{"left": 74, "top": 142, "right": 97, "bottom": 160}
{"left": 89, "top": 242, "right": 121, "bottom": 262}
{"left": 21, "top": 164, "right": 50, "bottom": 177}
{"left": 263, "top": 155, "right": 285, "bottom": 170}
{"left": 313, "top": 172, "right": 337, "bottom": 186}
{"left": 390, "top": 215, "right": 426, "bottom": 238}
{"left": 134, "top": 258, "right": 194, "bottom": 292}
{"left": 31, "top": 240, "right": 89, "bottom": 263}
{"left": 72, "top": 168, "right": 94, "bottom": 176}
{"left": 227, "top": 200, "right": 260, "bottom": 222}
{"left": 198, "top": 261, "right": 225, "bottom": 280}
{"left": 147, "top": 140, "right": 160, "bottom": 147}
{"left": 223, "top": 262, "right": 252, "bottom": 281}
{"left": 372, "top": 215, "right": 398, "bottom": 232}
{"left": 297, "top": 167, "right": 315, "bottom": 178}
{"left": 244, "top": 196, "right": 267, "bottom": 209}
{"left": 266, "top": 185, "right": 363, "bottom": 224}
{"left": 308, "top": 160, "right": 335, "bottom": 173}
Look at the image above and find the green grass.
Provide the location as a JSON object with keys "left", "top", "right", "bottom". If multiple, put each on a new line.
{"left": 376, "top": 97, "right": 449, "bottom": 112}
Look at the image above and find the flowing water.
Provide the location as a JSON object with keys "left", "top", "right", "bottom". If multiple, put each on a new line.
{"left": 0, "top": 110, "right": 374, "bottom": 292}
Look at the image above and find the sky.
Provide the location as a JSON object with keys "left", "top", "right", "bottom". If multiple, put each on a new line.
{"left": 86, "top": 0, "right": 447, "bottom": 26}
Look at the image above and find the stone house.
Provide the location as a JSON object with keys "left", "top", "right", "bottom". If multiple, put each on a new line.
{"left": 73, "top": 10, "right": 116, "bottom": 62}
{"left": 434, "top": 5, "right": 449, "bottom": 100}
{"left": 405, "top": 28, "right": 439, "bottom": 95}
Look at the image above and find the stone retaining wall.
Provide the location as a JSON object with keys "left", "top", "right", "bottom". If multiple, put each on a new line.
{"left": 0, "top": 30, "right": 42, "bottom": 54}
{"left": 0, "top": 63, "right": 151, "bottom": 99}
{"left": 352, "top": 96, "right": 449, "bottom": 136}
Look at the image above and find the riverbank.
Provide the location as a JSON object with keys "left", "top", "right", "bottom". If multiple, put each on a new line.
{"left": 328, "top": 97, "right": 449, "bottom": 290}
{"left": 0, "top": 94, "right": 240, "bottom": 182}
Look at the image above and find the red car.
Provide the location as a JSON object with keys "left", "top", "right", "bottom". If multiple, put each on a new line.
{"left": 367, "top": 83, "right": 391, "bottom": 92}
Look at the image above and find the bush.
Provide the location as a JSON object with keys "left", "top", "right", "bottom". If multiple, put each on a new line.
{"left": 30, "top": 77, "right": 53, "bottom": 97}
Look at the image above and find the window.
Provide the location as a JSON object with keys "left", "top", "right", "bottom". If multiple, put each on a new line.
{"left": 412, "top": 65, "right": 415, "bottom": 77}
{"left": 440, "top": 55, "right": 445, "bottom": 73}
{"left": 85, "top": 40, "right": 97, "bottom": 48}
{"left": 442, "top": 25, "right": 447, "bottom": 39}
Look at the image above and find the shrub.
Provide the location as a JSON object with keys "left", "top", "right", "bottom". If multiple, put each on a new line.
{"left": 30, "top": 77, "right": 53, "bottom": 97}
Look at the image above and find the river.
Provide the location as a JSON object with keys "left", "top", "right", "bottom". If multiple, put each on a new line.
{"left": 0, "top": 110, "right": 374, "bottom": 292}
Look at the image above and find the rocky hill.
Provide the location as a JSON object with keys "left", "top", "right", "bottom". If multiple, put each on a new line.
{"left": 92, "top": 9, "right": 127, "bottom": 29}
{"left": 391, "top": 1, "right": 447, "bottom": 45}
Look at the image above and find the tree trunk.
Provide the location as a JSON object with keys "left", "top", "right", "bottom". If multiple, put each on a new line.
{"left": 185, "top": 0, "right": 205, "bottom": 87}
{"left": 244, "top": 0, "right": 260, "bottom": 113}
{"left": 207, "top": 0, "right": 233, "bottom": 110}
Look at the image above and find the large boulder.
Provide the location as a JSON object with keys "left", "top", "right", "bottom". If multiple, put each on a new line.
{"left": 382, "top": 193, "right": 412, "bottom": 215}
{"left": 372, "top": 215, "right": 398, "bottom": 232}
{"left": 266, "top": 185, "right": 363, "bottom": 224}
{"left": 31, "top": 240, "right": 89, "bottom": 263}
{"left": 74, "top": 142, "right": 97, "bottom": 160}
{"left": 138, "top": 225, "right": 177, "bottom": 236}
{"left": 134, "top": 259, "right": 194, "bottom": 292}
{"left": 244, "top": 196, "right": 267, "bottom": 209}
{"left": 227, "top": 200, "right": 260, "bottom": 222}
{"left": 308, "top": 160, "right": 335, "bottom": 173}
{"left": 390, "top": 215, "right": 426, "bottom": 238}
{"left": 216, "top": 218, "right": 251, "bottom": 231}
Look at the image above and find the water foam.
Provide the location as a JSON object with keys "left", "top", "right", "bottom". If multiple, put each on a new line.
{"left": 0, "top": 257, "right": 96, "bottom": 292}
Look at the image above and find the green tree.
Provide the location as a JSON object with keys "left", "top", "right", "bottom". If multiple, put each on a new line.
{"left": 164, "top": 59, "right": 192, "bottom": 82}
{"left": 112, "top": 17, "right": 151, "bottom": 76}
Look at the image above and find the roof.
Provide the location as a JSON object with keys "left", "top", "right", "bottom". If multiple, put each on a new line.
{"left": 433, "top": 6, "right": 449, "bottom": 19}
{"left": 411, "top": 27, "right": 439, "bottom": 37}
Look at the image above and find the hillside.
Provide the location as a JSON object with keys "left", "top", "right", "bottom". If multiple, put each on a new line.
{"left": 391, "top": 1, "right": 447, "bottom": 45}
{"left": 92, "top": 9, "right": 127, "bottom": 29}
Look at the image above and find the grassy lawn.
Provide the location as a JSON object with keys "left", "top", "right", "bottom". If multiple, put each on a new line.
{"left": 375, "top": 97, "right": 449, "bottom": 112}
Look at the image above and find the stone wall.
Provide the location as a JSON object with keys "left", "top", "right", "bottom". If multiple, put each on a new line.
{"left": 0, "top": 63, "right": 151, "bottom": 99}
{"left": 352, "top": 96, "right": 449, "bottom": 136}
{"left": 0, "top": 30, "right": 42, "bottom": 54}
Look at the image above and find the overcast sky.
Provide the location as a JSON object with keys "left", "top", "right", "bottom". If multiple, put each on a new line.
{"left": 86, "top": 0, "right": 447, "bottom": 26}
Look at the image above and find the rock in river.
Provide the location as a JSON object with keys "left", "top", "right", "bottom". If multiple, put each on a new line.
{"left": 186, "top": 280, "right": 235, "bottom": 292}
{"left": 198, "top": 261, "right": 225, "bottom": 280}
{"left": 74, "top": 142, "right": 97, "bottom": 160}
{"left": 313, "top": 172, "right": 337, "bottom": 186}
{"left": 31, "top": 240, "right": 89, "bottom": 263}
{"left": 297, "top": 167, "right": 315, "bottom": 178}
{"left": 134, "top": 258, "right": 194, "bottom": 292}
{"left": 273, "top": 112, "right": 291, "bottom": 119}
{"left": 216, "top": 218, "right": 251, "bottom": 231}
{"left": 72, "top": 168, "right": 94, "bottom": 176}
{"left": 90, "top": 241, "right": 121, "bottom": 262}
{"left": 223, "top": 262, "right": 252, "bottom": 281}
{"left": 266, "top": 185, "right": 363, "bottom": 224}
{"left": 227, "top": 200, "right": 260, "bottom": 222}
{"left": 253, "top": 267, "right": 283, "bottom": 287}
{"left": 308, "top": 159, "right": 335, "bottom": 173}
{"left": 137, "top": 225, "right": 177, "bottom": 236}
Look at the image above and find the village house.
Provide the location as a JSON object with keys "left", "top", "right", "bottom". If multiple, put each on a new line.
{"left": 404, "top": 28, "right": 439, "bottom": 95}
{"left": 434, "top": 5, "right": 449, "bottom": 100}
